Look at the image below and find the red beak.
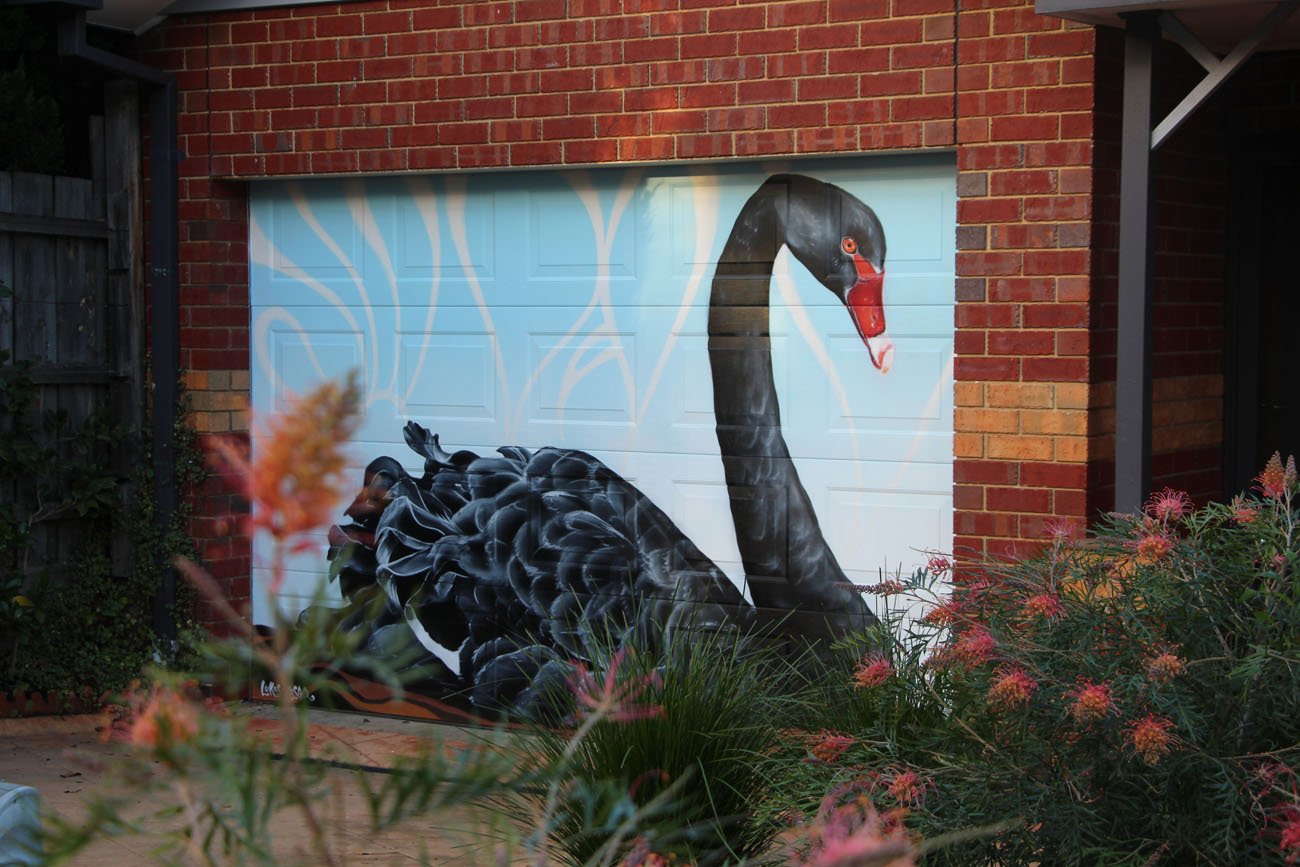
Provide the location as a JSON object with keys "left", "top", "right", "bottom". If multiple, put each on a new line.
{"left": 845, "top": 255, "right": 893, "bottom": 372}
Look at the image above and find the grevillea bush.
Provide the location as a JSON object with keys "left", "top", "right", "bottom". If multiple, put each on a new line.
{"left": 776, "top": 455, "right": 1300, "bottom": 866}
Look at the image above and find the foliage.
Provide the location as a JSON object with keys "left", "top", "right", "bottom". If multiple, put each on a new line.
{"left": 0, "top": 347, "right": 204, "bottom": 698}
{"left": 504, "top": 626, "right": 796, "bottom": 866}
{"left": 0, "top": 8, "right": 65, "bottom": 174}
{"left": 775, "top": 459, "right": 1300, "bottom": 865}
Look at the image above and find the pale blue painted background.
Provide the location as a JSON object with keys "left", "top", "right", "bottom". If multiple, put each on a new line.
{"left": 248, "top": 156, "right": 957, "bottom": 623}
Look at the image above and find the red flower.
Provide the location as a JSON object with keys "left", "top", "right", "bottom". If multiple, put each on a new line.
{"left": 1145, "top": 487, "right": 1192, "bottom": 523}
{"left": 1127, "top": 714, "right": 1176, "bottom": 765}
{"left": 986, "top": 666, "right": 1038, "bottom": 711}
{"left": 852, "top": 652, "right": 894, "bottom": 689}
{"left": 1067, "top": 680, "right": 1113, "bottom": 726}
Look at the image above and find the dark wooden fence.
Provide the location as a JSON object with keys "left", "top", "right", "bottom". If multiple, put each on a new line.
{"left": 0, "top": 82, "right": 144, "bottom": 584}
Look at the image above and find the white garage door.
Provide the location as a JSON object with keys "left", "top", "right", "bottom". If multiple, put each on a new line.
{"left": 248, "top": 156, "right": 955, "bottom": 635}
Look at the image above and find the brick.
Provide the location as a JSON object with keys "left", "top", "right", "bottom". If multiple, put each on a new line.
{"left": 990, "top": 114, "right": 1060, "bottom": 142}
{"left": 955, "top": 356, "right": 1020, "bottom": 381}
{"left": 955, "top": 382, "right": 985, "bottom": 406}
{"left": 957, "top": 198, "right": 1022, "bottom": 223}
{"left": 990, "top": 224, "right": 1057, "bottom": 249}
{"left": 771, "top": 1, "right": 828, "bottom": 26}
{"left": 892, "top": 43, "right": 954, "bottom": 69}
{"left": 1021, "top": 462, "right": 1087, "bottom": 488}
{"left": 986, "top": 434, "right": 1053, "bottom": 461}
{"left": 1023, "top": 303, "right": 1089, "bottom": 328}
{"left": 798, "top": 75, "right": 859, "bottom": 101}
{"left": 734, "top": 130, "right": 796, "bottom": 155}
{"left": 1020, "top": 409, "right": 1087, "bottom": 435}
{"left": 954, "top": 433, "right": 985, "bottom": 458}
{"left": 986, "top": 486, "right": 1051, "bottom": 514}
{"left": 1023, "top": 249, "right": 1089, "bottom": 275}
{"left": 1053, "top": 382, "right": 1090, "bottom": 409}
{"left": 510, "top": 141, "right": 565, "bottom": 164}
{"left": 954, "top": 484, "right": 985, "bottom": 510}
{"left": 954, "top": 460, "right": 1019, "bottom": 485}
{"left": 956, "top": 250, "right": 1022, "bottom": 276}
{"left": 954, "top": 330, "right": 985, "bottom": 355}
{"left": 956, "top": 407, "right": 1019, "bottom": 434}
{"left": 1022, "top": 357, "right": 1087, "bottom": 381}
{"left": 1053, "top": 436, "right": 1089, "bottom": 462}
{"left": 988, "top": 330, "right": 1055, "bottom": 355}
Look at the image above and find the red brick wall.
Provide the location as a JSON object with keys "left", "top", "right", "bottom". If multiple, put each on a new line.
{"left": 139, "top": 0, "right": 1104, "bottom": 614}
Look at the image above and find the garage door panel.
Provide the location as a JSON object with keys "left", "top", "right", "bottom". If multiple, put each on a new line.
{"left": 250, "top": 158, "right": 956, "bottom": 640}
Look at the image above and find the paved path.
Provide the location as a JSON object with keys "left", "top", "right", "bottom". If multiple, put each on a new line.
{"left": 0, "top": 705, "right": 532, "bottom": 865}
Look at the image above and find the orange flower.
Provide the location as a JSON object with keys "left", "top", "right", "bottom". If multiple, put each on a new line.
{"left": 1127, "top": 713, "right": 1176, "bottom": 765}
{"left": 1067, "top": 680, "right": 1113, "bottom": 726}
{"left": 209, "top": 373, "right": 362, "bottom": 544}
{"left": 1134, "top": 530, "right": 1174, "bottom": 564}
{"left": 852, "top": 652, "right": 893, "bottom": 689}
{"left": 809, "top": 731, "right": 857, "bottom": 763}
{"left": 986, "top": 666, "right": 1037, "bottom": 711}
{"left": 128, "top": 686, "right": 200, "bottom": 750}
{"left": 1231, "top": 494, "right": 1261, "bottom": 526}
{"left": 884, "top": 769, "right": 925, "bottom": 806}
{"left": 1146, "top": 649, "right": 1186, "bottom": 685}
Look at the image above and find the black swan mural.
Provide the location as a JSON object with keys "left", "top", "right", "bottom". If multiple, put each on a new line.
{"left": 325, "top": 174, "right": 893, "bottom": 716}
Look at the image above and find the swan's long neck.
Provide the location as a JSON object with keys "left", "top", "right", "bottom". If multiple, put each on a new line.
{"left": 707, "top": 184, "right": 870, "bottom": 629}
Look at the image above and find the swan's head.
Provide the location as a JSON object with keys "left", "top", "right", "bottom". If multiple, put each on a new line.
{"left": 779, "top": 176, "right": 894, "bottom": 374}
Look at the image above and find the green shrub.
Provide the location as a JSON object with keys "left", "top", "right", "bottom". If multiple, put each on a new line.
{"left": 512, "top": 627, "right": 792, "bottom": 866}
{"left": 777, "top": 456, "right": 1300, "bottom": 866}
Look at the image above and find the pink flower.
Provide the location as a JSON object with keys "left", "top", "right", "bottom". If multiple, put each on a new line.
{"left": 1145, "top": 487, "right": 1192, "bottom": 523}
{"left": 1278, "top": 808, "right": 1300, "bottom": 864}
{"left": 1127, "top": 714, "right": 1176, "bottom": 765}
{"left": 793, "top": 788, "right": 917, "bottom": 867}
{"left": 853, "top": 652, "right": 894, "bottom": 689}
{"left": 986, "top": 666, "right": 1038, "bottom": 711}
{"left": 1067, "top": 680, "right": 1113, "bottom": 726}
{"left": 1020, "top": 593, "right": 1064, "bottom": 623}
{"left": 1257, "top": 452, "right": 1298, "bottom": 501}
{"left": 953, "top": 626, "right": 997, "bottom": 667}
{"left": 926, "top": 555, "right": 953, "bottom": 577}
{"left": 568, "top": 648, "right": 665, "bottom": 724}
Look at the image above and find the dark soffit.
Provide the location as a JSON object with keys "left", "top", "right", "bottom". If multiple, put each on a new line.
{"left": 1036, "top": 0, "right": 1300, "bottom": 52}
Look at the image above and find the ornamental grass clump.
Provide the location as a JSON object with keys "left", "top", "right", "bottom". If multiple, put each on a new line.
{"left": 507, "top": 626, "right": 793, "bottom": 867}
{"left": 775, "top": 455, "right": 1300, "bottom": 865}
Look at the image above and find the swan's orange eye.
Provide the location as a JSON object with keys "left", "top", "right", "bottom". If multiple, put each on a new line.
{"left": 841, "top": 237, "right": 857, "bottom": 255}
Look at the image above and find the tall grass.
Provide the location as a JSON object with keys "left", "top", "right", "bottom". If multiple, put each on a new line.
{"left": 507, "top": 625, "right": 798, "bottom": 866}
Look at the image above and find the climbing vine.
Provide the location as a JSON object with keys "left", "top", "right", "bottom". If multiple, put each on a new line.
{"left": 0, "top": 346, "right": 204, "bottom": 702}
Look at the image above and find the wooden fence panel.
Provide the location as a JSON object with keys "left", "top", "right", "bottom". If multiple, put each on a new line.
{"left": 0, "top": 84, "right": 142, "bottom": 586}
